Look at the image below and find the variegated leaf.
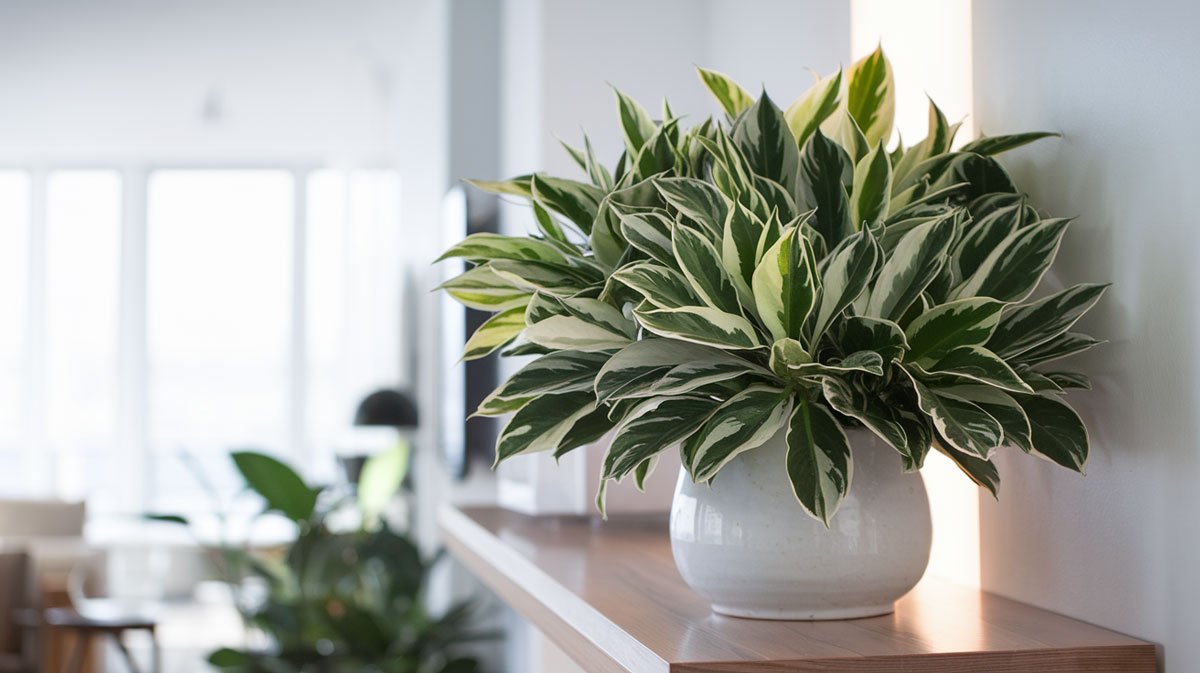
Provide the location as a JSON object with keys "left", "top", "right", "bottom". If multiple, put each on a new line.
{"left": 752, "top": 226, "right": 817, "bottom": 341}
{"left": 988, "top": 283, "right": 1109, "bottom": 359}
{"left": 476, "top": 350, "right": 612, "bottom": 417}
{"left": 927, "top": 345, "right": 1033, "bottom": 393}
{"left": 654, "top": 177, "right": 728, "bottom": 239}
{"left": 846, "top": 45, "right": 895, "bottom": 147}
{"left": 936, "top": 385, "right": 1032, "bottom": 453}
{"left": 437, "top": 232, "right": 567, "bottom": 265}
{"left": 1045, "top": 371, "right": 1091, "bottom": 390}
{"left": 785, "top": 68, "right": 843, "bottom": 148}
{"left": 960, "top": 132, "right": 1060, "bottom": 156}
{"left": 531, "top": 174, "right": 602, "bottom": 236}
{"left": 832, "top": 315, "right": 909, "bottom": 362}
{"left": 822, "top": 107, "right": 870, "bottom": 163}
{"left": 674, "top": 225, "right": 743, "bottom": 315}
{"left": 953, "top": 202, "right": 1025, "bottom": 280}
{"left": 865, "top": 216, "right": 956, "bottom": 321}
{"left": 851, "top": 142, "right": 892, "bottom": 230}
{"left": 494, "top": 392, "right": 597, "bottom": 465}
{"left": 954, "top": 218, "right": 1070, "bottom": 303}
{"left": 1011, "top": 332, "right": 1102, "bottom": 367}
{"left": 438, "top": 266, "right": 531, "bottom": 312}
{"left": 685, "top": 385, "right": 790, "bottom": 481}
{"left": 603, "top": 396, "right": 722, "bottom": 481}
{"left": 732, "top": 92, "right": 800, "bottom": 194}
{"left": 906, "top": 368, "right": 1003, "bottom": 459}
{"left": 524, "top": 315, "right": 632, "bottom": 352}
{"left": 613, "top": 88, "right": 657, "bottom": 158}
{"left": 904, "top": 297, "right": 1006, "bottom": 366}
{"left": 786, "top": 397, "right": 852, "bottom": 525}
{"left": 1015, "top": 394, "right": 1088, "bottom": 471}
{"left": 892, "top": 99, "right": 958, "bottom": 185}
{"left": 821, "top": 377, "right": 927, "bottom": 469}
{"left": 465, "top": 176, "right": 532, "bottom": 198}
{"left": 797, "top": 129, "right": 854, "bottom": 247}
{"left": 489, "top": 259, "right": 596, "bottom": 298}
{"left": 611, "top": 262, "right": 698, "bottom": 309}
{"left": 462, "top": 306, "right": 526, "bottom": 361}
{"left": 696, "top": 66, "right": 754, "bottom": 117}
{"left": 809, "top": 228, "right": 878, "bottom": 342}
{"left": 614, "top": 208, "right": 675, "bottom": 265}
{"left": 721, "top": 201, "right": 766, "bottom": 303}
{"left": 594, "top": 340, "right": 749, "bottom": 402}
{"left": 934, "top": 442, "right": 1000, "bottom": 497}
{"left": 634, "top": 303, "right": 761, "bottom": 350}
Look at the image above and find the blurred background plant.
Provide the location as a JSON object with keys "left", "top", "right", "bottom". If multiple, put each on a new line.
{"left": 148, "top": 447, "right": 489, "bottom": 673}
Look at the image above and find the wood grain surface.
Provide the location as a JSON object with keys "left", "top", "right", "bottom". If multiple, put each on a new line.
{"left": 440, "top": 506, "right": 1157, "bottom": 673}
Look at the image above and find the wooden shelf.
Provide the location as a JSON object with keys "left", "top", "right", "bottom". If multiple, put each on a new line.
{"left": 441, "top": 506, "right": 1156, "bottom": 673}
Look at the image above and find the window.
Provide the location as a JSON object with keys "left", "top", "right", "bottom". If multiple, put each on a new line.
{"left": 0, "top": 167, "right": 403, "bottom": 517}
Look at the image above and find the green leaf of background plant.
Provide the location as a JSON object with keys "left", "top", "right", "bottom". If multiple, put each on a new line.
{"left": 904, "top": 297, "right": 1005, "bottom": 365}
{"left": 686, "top": 385, "right": 790, "bottom": 481}
{"left": 846, "top": 45, "right": 895, "bottom": 147}
{"left": 696, "top": 66, "right": 754, "bottom": 117}
{"left": 231, "top": 451, "right": 317, "bottom": 522}
{"left": 987, "top": 283, "right": 1108, "bottom": 359}
{"left": 358, "top": 442, "right": 410, "bottom": 528}
{"left": 865, "top": 216, "right": 955, "bottom": 321}
{"left": 786, "top": 397, "right": 852, "bottom": 525}
{"left": 785, "top": 68, "right": 843, "bottom": 148}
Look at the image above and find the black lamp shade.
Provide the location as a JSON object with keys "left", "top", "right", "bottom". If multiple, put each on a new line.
{"left": 354, "top": 389, "right": 419, "bottom": 428}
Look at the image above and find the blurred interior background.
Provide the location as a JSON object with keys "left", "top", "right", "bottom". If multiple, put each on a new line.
{"left": 0, "top": 0, "right": 1195, "bottom": 671}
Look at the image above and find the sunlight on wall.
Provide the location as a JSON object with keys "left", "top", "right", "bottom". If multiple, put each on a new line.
{"left": 850, "top": 0, "right": 979, "bottom": 589}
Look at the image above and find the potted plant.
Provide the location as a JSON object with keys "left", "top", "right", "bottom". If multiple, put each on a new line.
{"left": 438, "top": 47, "right": 1106, "bottom": 620}
{"left": 151, "top": 449, "right": 489, "bottom": 671}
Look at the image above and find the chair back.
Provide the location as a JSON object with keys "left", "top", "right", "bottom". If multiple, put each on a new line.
{"left": 0, "top": 550, "right": 29, "bottom": 655}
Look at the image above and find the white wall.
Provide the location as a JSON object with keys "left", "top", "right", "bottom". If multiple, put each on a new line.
{"left": 973, "top": 0, "right": 1196, "bottom": 669}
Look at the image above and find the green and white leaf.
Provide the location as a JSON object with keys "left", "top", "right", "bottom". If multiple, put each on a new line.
{"left": 785, "top": 68, "right": 843, "bottom": 148}
{"left": 611, "top": 262, "right": 698, "bottom": 309}
{"left": 437, "top": 232, "right": 567, "bottom": 265}
{"left": 809, "top": 229, "right": 879, "bottom": 342}
{"left": 674, "top": 225, "right": 744, "bottom": 315}
{"left": 851, "top": 142, "right": 892, "bottom": 230}
{"left": 846, "top": 45, "right": 895, "bottom": 147}
{"left": 786, "top": 397, "right": 852, "bottom": 525}
{"left": 906, "top": 369, "right": 1004, "bottom": 459}
{"left": 654, "top": 177, "right": 728, "bottom": 239}
{"left": 960, "top": 132, "right": 1060, "bottom": 156}
{"left": 696, "top": 66, "right": 754, "bottom": 117}
{"left": 1011, "top": 332, "right": 1102, "bottom": 367}
{"left": 954, "top": 218, "right": 1071, "bottom": 302}
{"left": 1016, "top": 394, "right": 1089, "bottom": 471}
{"left": 685, "top": 385, "right": 790, "bottom": 481}
{"left": 988, "top": 283, "right": 1108, "bottom": 359}
{"left": 752, "top": 226, "right": 817, "bottom": 341}
{"left": 495, "top": 392, "right": 597, "bottom": 465}
{"left": 797, "top": 129, "right": 854, "bottom": 247}
{"left": 462, "top": 306, "right": 526, "bottom": 361}
{"left": 927, "top": 345, "right": 1033, "bottom": 393}
{"left": 438, "top": 266, "right": 531, "bottom": 312}
{"left": 904, "top": 297, "right": 1005, "bottom": 366}
{"left": 476, "top": 350, "right": 611, "bottom": 417}
{"left": 865, "top": 216, "right": 956, "bottom": 321}
{"left": 634, "top": 303, "right": 762, "bottom": 350}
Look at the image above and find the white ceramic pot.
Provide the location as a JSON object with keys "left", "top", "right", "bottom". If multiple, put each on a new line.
{"left": 669, "top": 427, "right": 931, "bottom": 620}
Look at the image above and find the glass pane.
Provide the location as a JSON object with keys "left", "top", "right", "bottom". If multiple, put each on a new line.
{"left": 146, "top": 170, "right": 293, "bottom": 512}
{"left": 44, "top": 171, "right": 122, "bottom": 506}
{"left": 305, "top": 170, "right": 401, "bottom": 476}
{"left": 0, "top": 172, "right": 29, "bottom": 493}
